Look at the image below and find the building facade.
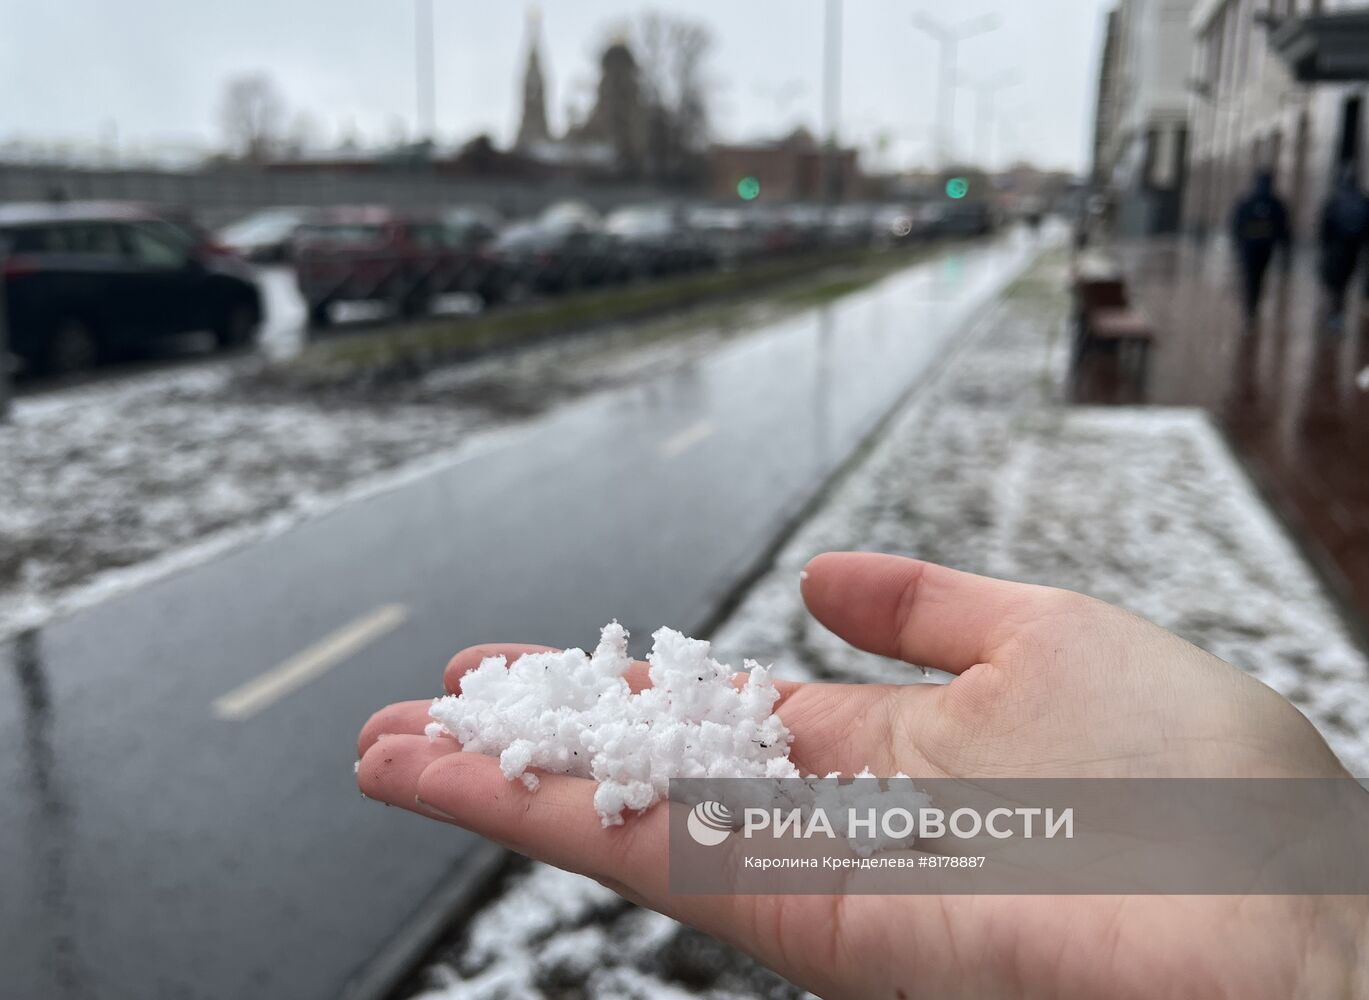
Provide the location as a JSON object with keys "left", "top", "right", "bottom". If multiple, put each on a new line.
{"left": 1184, "top": 0, "right": 1369, "bottom": 244}
{"left": 707, "top": 128, "right": 860, "bottom": 202}
{"left": 1093, "top": 0, "right": 1196, "bottom": 235}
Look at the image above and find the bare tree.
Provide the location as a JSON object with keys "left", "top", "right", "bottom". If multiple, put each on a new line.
{"left": 281, "top": 111, "right": 321, "bottom": 160}
{"left": 219, "top": 73, "right": 286, "bottom": 163}
{"left": 601, "top": 11, "right": 713, "bottom": 185}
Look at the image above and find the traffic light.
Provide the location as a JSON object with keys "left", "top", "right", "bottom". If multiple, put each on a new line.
{"left": 737, "top": 175, "right": 761, "bottom": 201}
{"left": 945, "top": 177, "right": 969, "bottom": 200}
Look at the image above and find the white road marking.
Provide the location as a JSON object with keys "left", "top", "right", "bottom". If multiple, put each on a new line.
{"left": 212, "top": 603, "right": 409, "bottom": 721}
{"left": 658, "top": 418, "right": 718, "bottom": 459}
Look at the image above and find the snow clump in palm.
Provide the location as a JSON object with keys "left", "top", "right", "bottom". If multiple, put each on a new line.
{"left": 426, "top": 621, "right": 801, "bottom": 825}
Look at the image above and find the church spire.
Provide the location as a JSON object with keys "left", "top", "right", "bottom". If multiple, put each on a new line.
{"left": 515, "top": 5, "right": 552, "bottom": 148}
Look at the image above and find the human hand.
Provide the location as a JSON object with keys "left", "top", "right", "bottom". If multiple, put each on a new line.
{"left": 357, "top": 553, "right": 1368, "bottom": 999}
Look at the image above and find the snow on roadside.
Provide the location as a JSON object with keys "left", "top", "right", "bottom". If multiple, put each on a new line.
{"left": 0, "top": 381, "right": 481, "bottom": 634}
{"left": 708, "top": 262, "right": 1369, "bottom": 775}
{"left": 404, "top": 254, "right": 1369, "bottom": 1000}
{"left": 0, "top": 304, "right": 746, "bottom": 640}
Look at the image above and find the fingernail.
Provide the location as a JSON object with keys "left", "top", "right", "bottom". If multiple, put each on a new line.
{"left": 415, "top": 795, "right": 458, "bottom": 821}
{"left": 798, "top": 570, "right": 810, "bottom": 583}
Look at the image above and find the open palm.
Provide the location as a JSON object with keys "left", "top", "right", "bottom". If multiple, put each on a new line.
{"left": 358, "top": 552, "right": 1365, "bottom": 999}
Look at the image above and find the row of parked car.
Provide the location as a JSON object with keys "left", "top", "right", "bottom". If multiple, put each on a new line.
{"left": 0, "top": 196, "right": 998, "bottom": 375}
{"left": 220, "top": 199, "right": 969, "bottom": 330}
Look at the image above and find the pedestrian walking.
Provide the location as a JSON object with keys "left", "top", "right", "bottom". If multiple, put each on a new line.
{"left": 1230, "top": 170, "right": 1291, "bottom": 323}
{"left": 1318, "top": 166, "right": 1369, "bottom": 330}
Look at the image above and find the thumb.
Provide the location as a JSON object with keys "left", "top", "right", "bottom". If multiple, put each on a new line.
{"left": 799, "top": 552, "right": 1065, "bottom": 674}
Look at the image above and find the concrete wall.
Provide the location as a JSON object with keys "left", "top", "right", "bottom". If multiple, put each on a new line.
{"left": 1098, "top": 0, "right": 1196, "bottom": 236}
{"left": 0, "top": 163, "right": 670, "bottom": 228}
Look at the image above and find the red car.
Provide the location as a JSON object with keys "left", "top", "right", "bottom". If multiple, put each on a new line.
{"left": 292, "top": 208, "right": 495, "bottom": 327}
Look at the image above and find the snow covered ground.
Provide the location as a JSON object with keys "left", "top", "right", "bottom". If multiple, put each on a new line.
{"left": 0, "top": 296, "right": 758, "bottom": 639}
{"left": 403, "top": 255, "right": 1369, "bottom": 1000}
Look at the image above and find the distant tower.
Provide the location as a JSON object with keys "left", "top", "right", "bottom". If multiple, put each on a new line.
{"left": 578, "top": 38, "right": 646, "bottom": 170}
{"left": 515, "top": 6, "right": 552, "bottom": 149}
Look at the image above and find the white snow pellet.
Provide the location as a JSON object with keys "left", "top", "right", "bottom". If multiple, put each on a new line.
{"left": 427, "top": 621, "right": 800, "bottom": 825}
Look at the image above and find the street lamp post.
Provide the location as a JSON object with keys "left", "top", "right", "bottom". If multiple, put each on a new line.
{"left": 821, "top": 0, "right": 845, "bottom": 205}
{"left": 998, "top": 105, "right": 1032, "bottom": 170}
{"left": 0, "top": 236, "right": 10, "bottom": 423}
{"left": 414, "top": 0, "right": 436, "bottom": 142}
{"left": 912, "top": 11, "right": 1000, "bottom": 168}
{"left": 961, "top": 70, "right": 1019, "bottom": 169}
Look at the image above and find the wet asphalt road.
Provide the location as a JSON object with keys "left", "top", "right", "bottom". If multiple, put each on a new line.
{"left": 0, "top": 232, "right": 1037, "bottom": 1000}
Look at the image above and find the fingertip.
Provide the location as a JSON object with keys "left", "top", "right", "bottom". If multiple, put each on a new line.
{"left": 358, "top": 733, "right": 459, "bottom": 808}
{"left": 357, "top": 699, "right": 434, "bottom": 758}
{"left": 800, "top": 551, "right": 921, "bottom": 622}
{"left": 798, "top": 552, "right": 838, "bottom": 604}
{"left": 444, "top": 643, "right": 557, "bottom": 694}
{"left": 443, "top": 645, "right": 495, "bottom": 694}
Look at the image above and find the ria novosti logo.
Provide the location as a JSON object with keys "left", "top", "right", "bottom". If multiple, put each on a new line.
{"left": 686, "top": 800, "right": 734, "bottom": 846}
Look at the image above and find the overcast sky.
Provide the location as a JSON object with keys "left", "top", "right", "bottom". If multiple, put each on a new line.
{"left": 3, "top": 0, "right": 1111, "bottom": 172}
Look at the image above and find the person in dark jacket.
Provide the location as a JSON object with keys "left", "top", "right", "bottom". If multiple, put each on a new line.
{"left": 1230, "top": 170, "right": 1291, "bottom": 321}
{"left": 1318, "top": 167, "right": 1369, "bottom": 329}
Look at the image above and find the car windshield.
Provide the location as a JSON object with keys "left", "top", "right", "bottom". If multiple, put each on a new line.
{"left": 493, "top": 222, "right": 550, "bottom": 250}
{"left": 605, "top": 208, "right": 671, "bottom": 236}
{"left": 539, "top": 201, "right": 598, "bottom": 230}
{"left": 219, "top": 211, "right": 303, "bottom": 242}
{"left": 294, "top": 223, "right": 384, "bottom": 245}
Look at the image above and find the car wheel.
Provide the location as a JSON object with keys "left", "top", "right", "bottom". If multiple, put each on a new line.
{"left": 400, "top": 286, "right": 432, "bottom": 320}
{"left": 214, "top": 300, "right": 258, "bottom": 349}
{"left": 308, "top": 301, "right": 334, "bottom": 328}
{"left": 383, "top": 279, "right": 424, "bottom": 320}
{"left": 503, "top": 278, "right": 533, "bottom": 305}
{"left": 43, "top": 318, "right": 100, "bottom": 375}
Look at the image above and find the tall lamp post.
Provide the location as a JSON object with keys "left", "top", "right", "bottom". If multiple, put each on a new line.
{"left": 961, "top": 70, "right": 1019, "bottom": 170}
{"left": 821, "top": 0, "right": 845, "bottom": 205}
{"left": 912, "top": 11, "right": 1000, "bottom": 168}
{"left": 414, "top": 0, "right": 436, "bottom": 142}
{"left": 0, "top": 236, "right": 10, "bottom": 423}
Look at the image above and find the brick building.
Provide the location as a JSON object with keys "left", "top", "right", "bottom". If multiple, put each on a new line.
{"left": 707, "top": 128, "right": 860, "bottom": 203}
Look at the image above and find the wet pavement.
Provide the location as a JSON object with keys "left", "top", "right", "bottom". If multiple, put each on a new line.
{"left": 1079, "top": 237, "right": 1369, "bottom": 630}
{"left": 0, "top": 231, "right": 1039, "bottom": 1000}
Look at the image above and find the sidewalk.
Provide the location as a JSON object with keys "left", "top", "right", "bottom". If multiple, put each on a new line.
{"left": 401, "top": 252, "right": 1369, "bottom": 1000}
{"left": 1098, "top": 236, "right": 1369, "bottom": 631}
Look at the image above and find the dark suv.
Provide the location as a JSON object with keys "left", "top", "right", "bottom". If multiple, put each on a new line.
{"left": 1, "top": 202, "right": 262, "bottom": 374}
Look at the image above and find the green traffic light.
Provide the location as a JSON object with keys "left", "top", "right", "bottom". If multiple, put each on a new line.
{"left": 737, "top": 175, "right": 761, "bottom": 201}
{"left": 945, "top": 177, "right": 969, "bottom": 200}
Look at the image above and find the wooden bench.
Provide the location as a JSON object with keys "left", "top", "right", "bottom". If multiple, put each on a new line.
{"left": 1069, "top": 273, "right": 1155, "bottom": 388}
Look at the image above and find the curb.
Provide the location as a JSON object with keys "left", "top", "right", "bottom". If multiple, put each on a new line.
{"left": 339, "top": 842, "right": 509, "bottom": 1000}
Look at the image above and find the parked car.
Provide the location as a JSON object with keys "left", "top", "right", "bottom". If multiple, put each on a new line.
{"left": 1, "top": 201, "right": 262, "bottom": 374}
{"left": 439, "top": 208, "right": 504, "bottom": 303}
{"left": 825, "top": 203, "right": 878, "bottom": 248}
{"left": 604, "top": 205, "right": 715, "bottom": 277}
{"left": 483, "top": 213, "right": 629, "bottom": 301}
{"left": 292, "top": 208, "right": 489, "bottom": 326}
{"left": 216, "top": 207, "right": 312, "bottom": 263}
{"left": 775, "top": 204, "right": 829, "bottom": 253}
{"left": 687, "top": 206, "right": 768, "bottom": 265}
{"left": 937, "top": 200, "right": 996, "bottom": 237}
